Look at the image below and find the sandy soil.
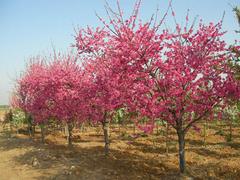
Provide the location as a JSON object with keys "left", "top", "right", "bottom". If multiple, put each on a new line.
{"left": 0, "top": 122, "right": 240, "bottom": 180}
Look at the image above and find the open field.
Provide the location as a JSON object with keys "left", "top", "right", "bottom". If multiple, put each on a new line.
{"left": 0, "top": 119, "right": 240, "bottom": 180}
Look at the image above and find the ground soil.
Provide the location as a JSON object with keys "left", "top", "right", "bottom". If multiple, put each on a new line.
{"left": 0, "top": 120, "right": 240, "bottom": 180}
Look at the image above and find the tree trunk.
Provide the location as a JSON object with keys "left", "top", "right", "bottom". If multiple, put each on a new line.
{"left": 177, "top": 131, "right": 186, "bottom": 174}
{"left": 32, "top": 125, "right": 35, "bottom": 137}
{"left": 25, "top": 113, "right": 30, "bottom": 136}
{"left": 203, "top": 120, "right": 207, "bottom": 147}
{"left": 65, "top": 122, "right": 73, "bottom": 146}
{"left": 133, "top": 123, "right": 136, "bottom": 135}
{"left": 9, "top": 122, "right": 12, "bottom": 137}
{"left": 80, "top": 122, "right": 85, "bottom": 133}
{"left": 28, "top": 123, "right": 33, "bottom": 137}
{"left": 166, "top": 122, "right": 169, "bottom": 155}
{"left": 156, "top": 123, "right": 159, "bottom": 135}
{"left": 26, "top": 113, "right": 34, "bottom": 137}
{"left": 102, "top": 119, "right": 110, "bottom": 156}
{"left": 65, "top": 123, "right": 69, "bottom": 136}
{"left": 118, "top": 123, "right": 121, "bottom": 134}
{"left": 40, "top": 125, "right": 45, "bottom": 143}
{"left": 229, "top": 119, "right": 232, "bottom": 142}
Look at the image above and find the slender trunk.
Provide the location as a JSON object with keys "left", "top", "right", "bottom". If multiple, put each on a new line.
{"left": 102, "top": 119, "right": 110, "bottom": 156}
{"left": 66, "top": 122, "right": 73, "bottom": 146}
{"left": 28, "top": 123, "right": 33, "bottom": 137}
{"left": 26, "top": 113, "right": 34, "bottom": 137}
{"left": 40, "top": 125, "right": 45, "bottom": 143}
{"left": 32, "top": 125, "right": 35, "bottom": 137}
{"left": 166, "top": 122, "right": 169, "bottom": 155}
{"left": 203, "top": 120, "right": 207, "bottom": 147}
{"left": 133, "top": 123, "right": 136, "bottom": 135}
{"left": 229, "top": 119, "right": 232, "bottom": 142}
{"left": 177, "top": 130, "right": 186, "bottom": 174}
{"left": 9, "top": 122, "right": 12, "bottom": 132}
{"left": 65, "top": 123, "right": 69, "bottom": 136}
{"left": 80, "top": 122, "right": 85, "bottom": 133}
{"left": 156, "top": 123, "right": 159, "bottom": 135}
{"left": 9, "top": 110, "right": 13, "bottom": 136}
{"left": 25, "top": 113, "right": 30, "bottom": 136}
{"left": 118, "top": 123, "right": 121, "bottom": 134}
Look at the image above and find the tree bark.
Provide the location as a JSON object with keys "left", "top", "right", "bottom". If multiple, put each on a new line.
{"left": 203, "top": 120, "right": 207, "bottom": 147}
{"left": 26, "top": 113, "right": 34, "bottom": 137}
{"left": 133, "top": 123, "right": 136, "bottom": 135}
{"left": 65, "top": 123, "right": 69, "bottom": 136}
{"left": 177, "top": 130, "right": 186, "bottom": 174}
{"left": 40, "top": 125, "right": 45, "bottom": 144}
{"left": 166, "top": 122, "right": 169, "bottom": 155}
{"left": 102, "top": 118, "right": 110, "bottom": 156}
{"left": 80, "top": 122, "right": 85, "bottom": 133}
{"left": 118, "top": 123, "right": 121, "bottom": 134}
{"left": 156, "top": 123, "right": 159, "bottom": 135}
{"left": 65, "top": 122, "right": 73, "bottom": 146}
{"left": 229, "top": 119, "right": 232, "bottom": 142}
{"left": 25, "top": 113, "right": 31, "bottom": 137}
{"left": 32, "top": 125, "right": 35, "bottom": 137}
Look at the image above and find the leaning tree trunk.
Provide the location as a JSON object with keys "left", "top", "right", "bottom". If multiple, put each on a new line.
{"left": 177, "top": 130, "right": 186, "bottom": 174}
{"left": 102, "top": 118, "right": 110, "bottom": 156}
{"left": 66, "top": 122, "right": 73, "bottom": 146}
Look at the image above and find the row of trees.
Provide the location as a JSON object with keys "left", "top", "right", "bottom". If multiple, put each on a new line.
{"left": 12, "top": 1, "right": 240, "bottom": 174}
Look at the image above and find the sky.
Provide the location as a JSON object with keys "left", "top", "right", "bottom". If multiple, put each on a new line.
{"left": 0, "top": 0, "right": 239, "bottom": 105}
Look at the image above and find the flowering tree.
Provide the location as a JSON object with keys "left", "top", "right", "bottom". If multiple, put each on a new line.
{"left": 14, "top": 57, "right": 51, "bottom": 141}
{"left": 45, "top": 53, "right": 85, "bottom": 146}
{"left": 14, "top": 53, "right": 86, "bottom": 145}
{"left": 154, "top": 22, "right": 239, "bottom": 173}
{"left": 75, "top": 1, "right": 239, "bottom": 173}
{"left": 74, "top": 0, "right": 170, "bottom": 154}
{"left": 75, "top": 41, "right": 121, "bottom": 154}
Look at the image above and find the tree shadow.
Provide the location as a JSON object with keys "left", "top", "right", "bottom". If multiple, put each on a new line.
{"left": 190, "top": 147, "right": 240, "bottom": 159}
{"left": 129, "top": 140, "right": 178, "bottom": 154}
{"left": 1, "top": 130, "right": 240, "bottom": 180}
{"left": 186, "top": 138, "right": 204, "bottom": 146}
{"left": 0, "top": 133, "right": 183, "bottom": 180}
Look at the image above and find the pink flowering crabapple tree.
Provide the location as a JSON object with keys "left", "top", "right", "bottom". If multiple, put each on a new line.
{"left": 74, "top": 0, "right": 170, "bottom": 154}
{"left": 75, "top": 0, "right": 239, "bottom": 173}
{"left": 45, "top": 53, "right": 86, "bottom": 146}
{"left": 148, "top": 21, "right": 238, "bottom": 173}
{"left": 14, "top": 53, "right": 86, "bottom": 145}
{"left": 14, "top": 57, "right": 51, "bottom": 142}
{"left": 75, "top": 27, "right": 124, "bottom": 155}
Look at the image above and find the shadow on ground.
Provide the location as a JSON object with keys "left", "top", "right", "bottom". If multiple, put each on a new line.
{"left": 0, "top": 128, "right": 240, "bottom": 180}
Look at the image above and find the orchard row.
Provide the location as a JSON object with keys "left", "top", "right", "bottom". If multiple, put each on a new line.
{"left": 11, "top": 1, "right": 240, "bottom": 173}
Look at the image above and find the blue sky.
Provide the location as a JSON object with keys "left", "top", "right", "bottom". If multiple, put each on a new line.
{"left": 0, "top": 0, "right": 239, "bottom": 105}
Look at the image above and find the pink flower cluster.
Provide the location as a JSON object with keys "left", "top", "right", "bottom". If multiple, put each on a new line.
{"left": 13, "top": 1, "right": 239, "bottom": 132}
